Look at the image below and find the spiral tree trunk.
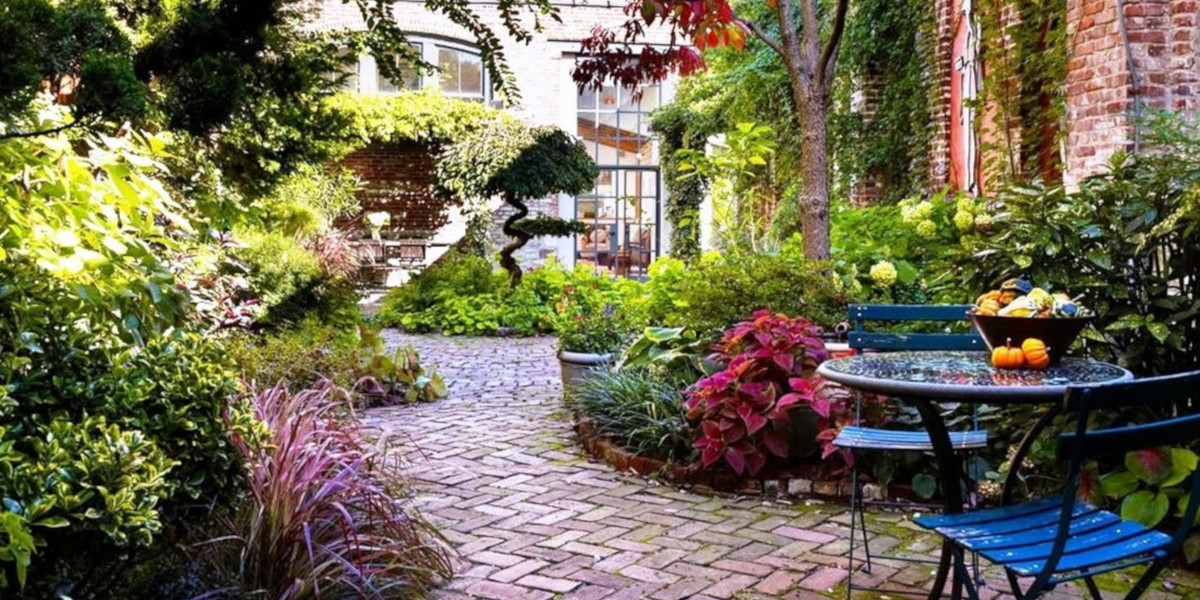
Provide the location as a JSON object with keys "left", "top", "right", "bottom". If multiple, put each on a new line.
{"left": 498, "top": 194, "right": 532, "bottom": 287}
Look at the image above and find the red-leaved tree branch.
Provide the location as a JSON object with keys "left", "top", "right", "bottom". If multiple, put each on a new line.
{"left": 572, "top": 0, "right": 851, "bottom": 260}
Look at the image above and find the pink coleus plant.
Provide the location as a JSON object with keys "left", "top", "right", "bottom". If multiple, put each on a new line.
{"left": 686, "top": 311, "right": 830, "bottom": 476}
{"left": 686, "top": 311, "right": 884, "bottom": 475}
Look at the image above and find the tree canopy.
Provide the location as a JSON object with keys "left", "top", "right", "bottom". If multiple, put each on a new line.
{"left": 0, "top": 0, "right": 562, "bottom": 194}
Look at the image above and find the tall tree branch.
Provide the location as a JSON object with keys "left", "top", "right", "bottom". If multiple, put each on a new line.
{"left": 0, "top": 119, "right": 86, "bottom": 141}
{"left": 818, "top": 0, "right": 850, "bottom": 85}
{"left": 774, "top": 0, "right": 806, "bottom": 80}
{"left": 743, "top": 19, "right": 784, "bottom": 59}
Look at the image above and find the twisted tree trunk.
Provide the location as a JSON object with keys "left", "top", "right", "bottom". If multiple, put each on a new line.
{"left": 498, "top": 194, "right": 531, "bottom": 287}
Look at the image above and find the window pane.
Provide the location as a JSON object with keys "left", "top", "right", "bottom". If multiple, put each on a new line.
{"left": 598, "top": 85, "right": 619, "bottom": 109}
{"left": 459, "top": 52, "right": 483, "bottom": 95}
{"left": 637, "top": 86, "right": 661, "bottom": 111}
{"left": 578, "top": 88, "right": 597, "bottom": 109}
{"left": 438, "top": 47, "right": 461, "bottom": 93}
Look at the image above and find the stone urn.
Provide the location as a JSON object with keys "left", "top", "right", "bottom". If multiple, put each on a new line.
{"left": 557, "top": 350, "right": 612, "bottom": 391}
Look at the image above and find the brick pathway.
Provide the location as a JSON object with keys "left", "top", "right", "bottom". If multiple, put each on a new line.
{"left": 367, "top": 333, "right": 1200, "bottom": 600}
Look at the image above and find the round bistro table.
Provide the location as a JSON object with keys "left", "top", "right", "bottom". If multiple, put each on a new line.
{"left": 817, "top": 351, "right": 1133, "bottom": 600}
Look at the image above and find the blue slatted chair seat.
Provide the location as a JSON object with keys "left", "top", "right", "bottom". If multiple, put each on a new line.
{"left": 914, "top": 495, "right": 1172, "bottom": 577}
{"left": 833, "top": 426, "right": 988, "bottom": 451}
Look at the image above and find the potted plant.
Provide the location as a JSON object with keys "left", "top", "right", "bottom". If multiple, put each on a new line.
{"left": 552, "top": 289, "right": 628, "bottom": 390}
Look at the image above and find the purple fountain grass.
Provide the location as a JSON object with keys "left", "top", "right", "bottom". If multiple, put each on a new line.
{"left": 193, "top": 381, "right": 452, "bottom": 600}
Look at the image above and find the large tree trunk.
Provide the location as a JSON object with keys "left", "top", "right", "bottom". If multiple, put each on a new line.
{"left": 767, "top": 0, "right": 844, "bottom": 262}
{"left": 796, "top": 89, "right": 832, "bottom": 260}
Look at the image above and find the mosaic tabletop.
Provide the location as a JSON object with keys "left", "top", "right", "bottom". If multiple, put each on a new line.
{"left": 817, "top": 350, "right": 1133, "bottom": 403}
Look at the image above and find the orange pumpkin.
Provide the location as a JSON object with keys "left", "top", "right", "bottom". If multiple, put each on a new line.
{"left": 991, "top": 339, "right": 1026, "bottom": 369}
{"left": 1022, "top": 338, "right": 1051, "bottom": 370}
{"left": 977, "top": 299, "right": 1001, "bottom": 316}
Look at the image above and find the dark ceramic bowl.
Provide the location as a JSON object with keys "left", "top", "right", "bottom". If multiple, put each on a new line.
{"left": 969, "top": 313, "right": 1093, "bottom": 364}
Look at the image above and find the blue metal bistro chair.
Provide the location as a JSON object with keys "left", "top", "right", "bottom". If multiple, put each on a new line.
{"left": 836, "top": 304, "right": 989, "bottom": 599}
{"left": 915, "top": 370, "right": 1200, "bottom": 600}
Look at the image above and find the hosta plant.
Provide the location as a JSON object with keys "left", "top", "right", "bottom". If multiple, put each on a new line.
{"left": 686, "top": 311, "right": 830, "bottom": 476}
{"left": 352, "top": 326, "right": 447, "bottom": 406}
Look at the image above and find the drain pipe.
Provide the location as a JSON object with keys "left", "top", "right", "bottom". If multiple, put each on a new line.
{"left": 1113, "top": 0, "right": 1142, "bottom": 153}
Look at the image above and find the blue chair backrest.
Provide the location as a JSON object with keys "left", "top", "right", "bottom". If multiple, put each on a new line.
{"left": 848, "top": 304, "right": 984, "bottom": 352}
{"left": 1045, "top": 371, "right": 1200, "bottom": 574}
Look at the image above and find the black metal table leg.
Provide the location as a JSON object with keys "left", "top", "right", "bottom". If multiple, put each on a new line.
{"left": 909, "top": 397, "right": 962, "bottom": 600}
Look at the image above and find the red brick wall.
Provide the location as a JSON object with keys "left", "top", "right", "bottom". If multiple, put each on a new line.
{"left": 336, "top": 142, "right": 453, "bottom": 234}
{"left": 929, "top": 0, "right": 957, "bottom": 190}
{"left": 1065, "top": 0, "right": 1199, "bottom": 184}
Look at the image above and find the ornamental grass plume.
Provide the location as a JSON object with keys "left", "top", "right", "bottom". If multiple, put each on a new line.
{"left": 191, "top": 382, "right": 452, "bottom": 600}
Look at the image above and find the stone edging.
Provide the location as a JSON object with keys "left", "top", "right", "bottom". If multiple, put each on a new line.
{"left": 574, "top": 417, "right": 852, "bottom": 500}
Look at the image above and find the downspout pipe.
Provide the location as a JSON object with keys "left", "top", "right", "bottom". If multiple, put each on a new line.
{"left": 1113, "top": 0, "right": 1142, "bottom": 153}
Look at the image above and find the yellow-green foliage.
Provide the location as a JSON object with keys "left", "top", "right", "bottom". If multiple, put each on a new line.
{"left": 326, "top": 90, "right": 513, "bottom": 152}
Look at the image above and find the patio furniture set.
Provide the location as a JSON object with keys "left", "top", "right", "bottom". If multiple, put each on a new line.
{"left": 819, "top": 304, "right": 1200, "bottom": 600}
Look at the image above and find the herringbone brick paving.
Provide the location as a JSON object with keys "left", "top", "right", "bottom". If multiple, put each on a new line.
{"left": 366, "top": 333, "right": 1200, "bottom": 600}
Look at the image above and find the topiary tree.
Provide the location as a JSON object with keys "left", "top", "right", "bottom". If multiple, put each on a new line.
{"left": 436, "top": 121, "right": 598, "bottom": 287}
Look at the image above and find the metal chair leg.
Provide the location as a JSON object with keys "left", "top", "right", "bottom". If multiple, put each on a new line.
{"left": 857, "top": 486, "right": 873, "bottom": 574}
{"left": 846, "top": 459, "right": 859, "bottom": 600}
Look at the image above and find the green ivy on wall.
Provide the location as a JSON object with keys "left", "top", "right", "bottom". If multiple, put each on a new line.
{"left": 829, "top": 0, "right": 936, "bottom": 205}
{"left": 326, "top": 90, "right": 514, "bottom": 154}
{"left": 975, "top": 0, "right": 1068, "bottom": 183}
{"left": 651, "top": 102, "right": 709, "bottom": 261}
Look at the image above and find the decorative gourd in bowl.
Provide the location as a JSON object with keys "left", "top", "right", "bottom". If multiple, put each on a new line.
{"left": 969, "top": 278, "right": 1093, "bottom": 366}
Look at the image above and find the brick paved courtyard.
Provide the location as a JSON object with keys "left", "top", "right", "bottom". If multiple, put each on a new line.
{"left": 366, "top": 333, "right": 1200, "bottom": 600}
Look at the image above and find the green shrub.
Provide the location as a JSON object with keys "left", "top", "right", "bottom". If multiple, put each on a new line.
{"left": 224, "top": 319, "right": 364, "bottom": 391}
{"left": 954, "top": 114, "right": 1200, "bottom": 375}
{"left": 573, "top": 369, "right": 693, "bottom": 463}
{"left": 0, "top": 266, "right": 247, "bottom": 595}
{"left": 232, "top": 228, "right": 362, "bottom": 327}
{"left": 665, "top": 249, "right": 844, "bottom": 333}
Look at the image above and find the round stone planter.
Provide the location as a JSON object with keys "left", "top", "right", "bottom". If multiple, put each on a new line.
{"left": 558, "top": 350, "right": 612, "bottom": 391}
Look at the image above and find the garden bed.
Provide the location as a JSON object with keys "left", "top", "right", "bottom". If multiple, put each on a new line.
{"left": 574, "top": 416, "right": 854, "bottom": 500}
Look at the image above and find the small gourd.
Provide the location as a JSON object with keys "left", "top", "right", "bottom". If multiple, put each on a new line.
{"left": 976, "top": 290, "right": 1001, "bottom": 306}
{"left": 1022, "top": 338, "right": 1051, "bottom": 370}
{"left": 977, "top": 299, "right": 1001, "bottom": 316}
{"left": 991, "top": 339, "right": 1026, "bottom": 369}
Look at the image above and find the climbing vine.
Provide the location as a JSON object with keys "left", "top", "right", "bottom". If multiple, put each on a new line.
{"left": 651, "top": 103, "right": 709, "bottom": 261}
{"left": 975, "top": 0, "right": 1068, "bottom": 184}
{"left": 829, "top": 0, "right": 936, "bottom": 205}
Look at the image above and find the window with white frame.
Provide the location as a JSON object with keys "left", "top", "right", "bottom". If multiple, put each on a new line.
{"left": 340, "top": 37, "right": 489, "bottom": 102}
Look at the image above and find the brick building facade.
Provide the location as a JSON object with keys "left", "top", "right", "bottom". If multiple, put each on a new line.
{"left": 920, "top": 0, "right": 1198, "bottom": 197}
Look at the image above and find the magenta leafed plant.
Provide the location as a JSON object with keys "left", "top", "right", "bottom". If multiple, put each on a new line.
{"left": 686, "top": 310, "right": 830, "bottom": 476}
{"left": 193, "top": 382, "right": 452, "bottom": 599}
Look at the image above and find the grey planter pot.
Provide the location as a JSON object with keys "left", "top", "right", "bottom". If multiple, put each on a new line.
{"left": 558, "top": 350, "right": 612, "bottom": 391}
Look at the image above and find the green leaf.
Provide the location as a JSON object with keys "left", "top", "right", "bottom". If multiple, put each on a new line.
{"left": 1101, "top": 471, "right": 1139, "bottom": 499}
{"left": 1162, "top": 448, "right": 1199, "bottom": 487}
{"left": 1126, "top": 448, "right": 1174, "bottom": 485}
{"left": 1086, "top": 249, "right": 1112, "bottom": 269}
{"left": 1120, "top": 490, "right": 1169, "bottom": 528}
{"left": 1123, "top": 448, "right": 1171, "bottom": 484}
{"left": 1184, "top": 533, "right": 1200, "bottom": 564}
{"left": 1014, "top": 254, "right": 1033, "bottom": 268}
{"left": 1146, "top": 322, "right": 1170, "bottom": 344}
{"left": 895, "top": 260, "right": 919, "bottom": 285}
{"left": 912, "top": 473, "right": 937, "bottom": 500}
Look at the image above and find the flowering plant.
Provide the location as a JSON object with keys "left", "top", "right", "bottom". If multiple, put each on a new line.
{"left": 550, "top": 284, "right": 630, "bottom": 354}
{"left": 686, "top": 311, "right": 830, "bottom": 476}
